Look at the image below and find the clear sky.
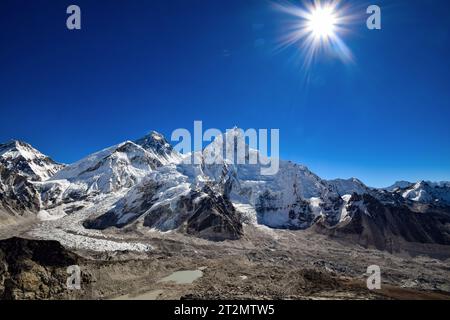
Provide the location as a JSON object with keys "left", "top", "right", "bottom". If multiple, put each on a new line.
{"left": 1, "top": 0, "right": 449, "bottom": 187}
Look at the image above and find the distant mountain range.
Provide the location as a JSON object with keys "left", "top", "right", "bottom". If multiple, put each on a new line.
{"left": 1, "top": 130, "right": 449, "bottom": 251}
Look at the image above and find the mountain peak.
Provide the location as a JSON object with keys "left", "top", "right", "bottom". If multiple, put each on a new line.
{"left": 0, "top": 139, "right": 31, "bottom": 153}
{"left": 136, "top": 130, "right": 167, "bottom": 143}
{"left": 47, "top": 140, "right": 165, "bottom": 198}
{"left": 399, "top": 180, "right": 450, "bottom": 205}
{"left": 327, "top": 178, "right": 370, "bottom": 196}
{"left": 207, "top": 128, "right": 250, "bottom": 149}
{"left": 0, "top": 139, "right": 64, "bottom": 181}
{"left": 135, "top": 131, "right": 179, "bottom": 164}
{"left": 383, "top": 181, "right": 413, "bottom": 192}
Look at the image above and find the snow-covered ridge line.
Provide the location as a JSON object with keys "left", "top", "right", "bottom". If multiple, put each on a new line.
{"left": 0, "top": 140, "right": 64, "bottom": 181}
{"left": 2, "top": 130, "right": 450, "bottom": 235}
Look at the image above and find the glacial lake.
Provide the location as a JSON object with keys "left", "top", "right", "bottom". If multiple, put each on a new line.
{"left": 158, "top": 270, "right": 204, "bottom": 284}
{"left": 112, "top": 269, "right": 203, "bottom": 300}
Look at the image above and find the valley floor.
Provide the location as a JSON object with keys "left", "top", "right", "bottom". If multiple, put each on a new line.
{"left": 1, "top": 210, "right": 450, "bottom": 300}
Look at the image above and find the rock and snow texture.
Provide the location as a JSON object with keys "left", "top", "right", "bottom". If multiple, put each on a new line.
{"left": 400, "top": 181, "right": 450, "bottom": 206}
{"left": 51, "top": 141, "right": 161, "bottom": 188}
{"left": 315, "top": 193, "right": 450, "bottom": 251}
{"left": 82, "top": 126, "right": 450, "bottom": 249}
{"left": 39, "top": 136, "right": 181, "bottom": 210}
{"left": 384, "top": 181, "right": 414, "bottom": 192}
{"left": 381, "top": 180, "right": 450, "bottom": 206}
{"left": 28, "top": 226, "right": 152, "bottom": 252}
{"left": 327, "top": 178, "right": 371, "bottom": 196}
{"left": 0, "top": 141, "right": 63, "bottom": 215}
{"left": 1, "top": 131, "right": 450, "bottom": 248}
{"left": 0, "top": 140, "right": 63, "bottom": 182}
{"left": 134, "top": 131, "right": 181, "bottom": 165}
{"left": 193, "top": 129, "right": 343, "bottom": 229}
{"left": 84, "top": 163, "right": 243, "bottom": 241}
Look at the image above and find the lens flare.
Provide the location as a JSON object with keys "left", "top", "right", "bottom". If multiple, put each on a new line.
{"left": 274, "top": 0, "right": 355, "bottom": 71}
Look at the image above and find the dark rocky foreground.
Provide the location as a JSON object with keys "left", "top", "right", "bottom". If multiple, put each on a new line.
{"left": 1, "top": 233, "right": 450, "bottom": 301}
{"left": 0, "top": 237, "right": 91, "bottom": 299}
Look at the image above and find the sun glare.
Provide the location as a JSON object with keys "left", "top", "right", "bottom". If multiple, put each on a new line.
{"left": 307, "top": 5, "right": 337, "bottom": 40}
{"left": 274, "top": 0, "right": 354, "bottom": 71}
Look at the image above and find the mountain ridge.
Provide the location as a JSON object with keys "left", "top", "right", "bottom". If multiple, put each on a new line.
{"left": 1, "top": 131, "right": 450, "bottom": 250}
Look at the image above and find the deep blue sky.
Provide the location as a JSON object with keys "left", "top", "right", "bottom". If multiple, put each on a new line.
{"left": 1, "top": 0, "right": 449, "bottom": 187}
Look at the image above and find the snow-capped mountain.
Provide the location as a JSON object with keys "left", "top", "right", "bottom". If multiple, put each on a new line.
{"left": 81, "top": 129, "right": 450, "bottom": 247}
{"left": 84, "top": 146, "right": 244, "bottom": 240}
{"left": 40, "top": 139, "right": 177, "bottom": 209}
{"left": 398, "top": 181, "right": 450, "bottom": 206}
{"left": 0, "top": 141, "right": 63, "bottom": 215}
{"left": 89, "top": 129, "right": 349, "bottom": 234}
{"left": 199, "top": 129, "right": 343, "bottom": 229}
{"left": 51, "top": 141, "right": 160, "bottom": 189}
{"left": 84, "top": 168, "right": 243, "bottom": 241}
{"left": 1, "top": 131, "right": 450, "bottom": 248}
{"left": 134, "top": 131, "right": 181, "bottom": 165}
{"left": 327, "top": 178, "right": 371, "bottom": 196}
{"left": 314, "top": 192, "right": 450, "bottom": 251}
{"left": 0, "top": 140, "right": 64, "bottom": 181}
{"left": 384, "top": 181, "right": 414, "bottom": 192}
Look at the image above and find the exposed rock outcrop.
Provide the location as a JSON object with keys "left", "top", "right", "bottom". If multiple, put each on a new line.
{"left": 0, "top": 237, "right": 91, "bottom": 300}
{"left": 314, "top": 193, "right": 450, "bottom": 252}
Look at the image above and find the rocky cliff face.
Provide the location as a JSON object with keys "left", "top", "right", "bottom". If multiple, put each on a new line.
{"left": 191, "top": 129, "right": 343, "bottom": 230}
{"left": 0, "top": 237, "right": 89, "bottom": 300}
{"left": 0, "top": 141, "right": 63, "bottom": 216}
{"left": 398, "top": 181, "right": 450, "bottom": 206}
{"left": 0, "top": 170, "right": 40, "bottom": 215}
{"left": 84, "top": 167, "right": 243, "bottom": 241}
{"left": 314, "top": 193, "right": 450, "bottom": 252}
{"left": 0, "top": 140, "right": 64, "bottom": 181}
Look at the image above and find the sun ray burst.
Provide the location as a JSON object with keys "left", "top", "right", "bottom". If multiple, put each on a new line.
{"left": 274, "top": 0, "right": 355, "bottom": 72}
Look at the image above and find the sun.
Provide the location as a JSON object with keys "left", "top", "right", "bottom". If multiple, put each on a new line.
{"left": 274, "top": 0, "right": 354, "bottom": 71}
{"left": 306, "top": 5, "right": 337, "bottom": 40}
